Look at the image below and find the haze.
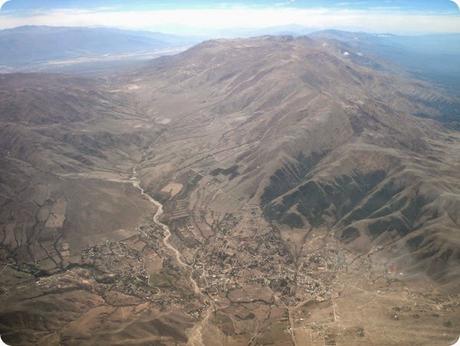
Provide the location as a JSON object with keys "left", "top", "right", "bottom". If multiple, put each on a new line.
{"left": 1, "top": 0, "right": 460, "bottom": 34}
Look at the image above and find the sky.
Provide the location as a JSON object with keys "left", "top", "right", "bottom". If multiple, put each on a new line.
{"left": 0, "top": 0, "right": 459, "bottom": 35}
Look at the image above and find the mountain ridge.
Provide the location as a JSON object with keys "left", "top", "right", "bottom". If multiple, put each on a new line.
{"left": 0, "top": 35, "right": 459, "bottom": 345}
{"left": 122, "top": 35, "right": 460, "bottom": 287}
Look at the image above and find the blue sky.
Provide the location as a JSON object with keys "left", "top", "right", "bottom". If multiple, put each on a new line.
{"left": 1, "top": 1, "right": 460, "bottom": 12}
{"left": 0, "top": 0, "right": 459, "bottom": 34}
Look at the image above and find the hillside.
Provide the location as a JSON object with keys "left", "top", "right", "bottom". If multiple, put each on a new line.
{"left": 129, "top": 36, "right": 460, "bottom": 288}
{"left": 310, "top": 30, "right": 460, "bottom": 95}
{"left": 0, "top": 36, "right": 459, "bottom": 345}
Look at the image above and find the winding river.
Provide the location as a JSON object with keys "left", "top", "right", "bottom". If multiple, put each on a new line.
{"left": 130, "top": 167, "right": 213, "bottom": 345}
{"left": 130, "top": 167, "right": 201, "bottom": 295}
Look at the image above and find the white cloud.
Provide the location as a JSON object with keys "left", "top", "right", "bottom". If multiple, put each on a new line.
{"left": 0, "top": 0, "right": 9, "bottom": 9}
{"left": 451, "top": 0, "right": 460, "bottom": 10}
{"left": 0, "top": 7, "right": 459, "bottom": 34}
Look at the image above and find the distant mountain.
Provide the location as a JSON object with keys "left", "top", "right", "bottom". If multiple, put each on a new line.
{"left": 0, "top": 25, "right": 198, "bottom": 69}
{"left": 309, "top": 30, "right": 460, "bottom": 94}
{"left": 215, "top": 25, "right": 315, "bottom": 38}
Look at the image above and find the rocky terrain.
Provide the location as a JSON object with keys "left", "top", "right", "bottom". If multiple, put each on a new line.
{"left": 1, "top": 35, "right": 459, "bottom": 345}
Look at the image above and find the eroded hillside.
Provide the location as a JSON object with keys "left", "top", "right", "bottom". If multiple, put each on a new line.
{"left": 1, "top": 36, "right": 459, "bottom": 345}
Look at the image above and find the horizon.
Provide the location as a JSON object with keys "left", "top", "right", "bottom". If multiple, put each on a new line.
{"left": 0, "top": 0, "right": 459, "bottom": 35}
{"left": 2, "top": 24, "right": 460, "bottom": 38}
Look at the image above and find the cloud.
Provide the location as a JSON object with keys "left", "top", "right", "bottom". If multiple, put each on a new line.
{"left": 2, "top": 0, "right": 460, "bottom": 12}
{"left": 451, "top": 0, "right": 460, "bottom": 10}
{"left": 275, "top": 0, "right": 296, "bottom": 6}
{"left": 0, "top": 6, "right": 459, "bottom": 34}
{"left": 0, "top": 0, "right": 9, "bottom": 9}
{"left": 0, "top": 7, "right": 460, "bottom": 34}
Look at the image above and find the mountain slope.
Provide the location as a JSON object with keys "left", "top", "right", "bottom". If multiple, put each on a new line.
{"left": 310, "top": 30, "right": 460, "bottom": 96}
{"left": 127, "top": 36, "right": 460, "bottom": 289}
{"left": 1, "top": 36, "right": 459, "bottom": 345}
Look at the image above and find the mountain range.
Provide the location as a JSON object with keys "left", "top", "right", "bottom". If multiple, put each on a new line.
{"left": 0, "top": 32, "right": 459, "bottom": 345}
{"left": 0, "top": 26, "right": 197, "bottom": 73}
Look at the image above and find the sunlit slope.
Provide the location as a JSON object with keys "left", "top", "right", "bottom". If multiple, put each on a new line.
{"left": 131, "top": 36, "right": 460, "bottom": 286}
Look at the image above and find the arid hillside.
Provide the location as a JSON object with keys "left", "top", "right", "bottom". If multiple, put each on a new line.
{"left": 129, "top": 36, "right": 460, "bottom": 287}
{"left": 1, "top": 36, "right": 459, "bottom": 346}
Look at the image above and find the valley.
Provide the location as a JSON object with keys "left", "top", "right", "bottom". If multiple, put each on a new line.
{"left": 0, "top": 35, "right": 459, "bottom": 345}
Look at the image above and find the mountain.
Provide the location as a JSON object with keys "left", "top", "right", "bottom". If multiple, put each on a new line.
{"left": 131, "top": 35, "right": 460, "bottom": 286}
{"left": 0, "top": 26, "right": 197, "bottom": 72}
{"left": 1, "top": 35, "right": 459, "bottom": 345}
{"left": 309, "top": 30, "right": 460, "bottom": 95}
